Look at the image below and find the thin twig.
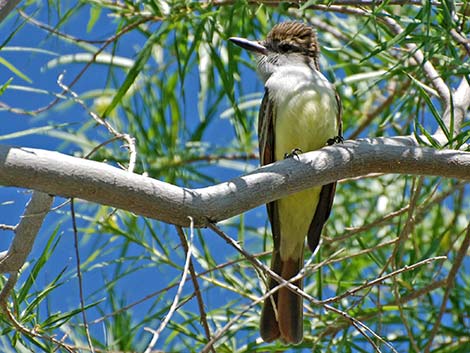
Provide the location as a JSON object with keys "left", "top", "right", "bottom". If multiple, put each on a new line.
{"left": 15, "top": 15, "right": 151, "bottom": 116}
{"left": 19, "top": 10, "right": 108, "bottom": 44}
{"left": 348, "top": 81, "right": 411, "bottom": 140}
{"left": 143, "top": 217, "right": 195, "bottom": 353}
{"left": 0, "top": 272, "right": 18, "bottom": 306}
{"left": 0, "top": 0, "right": 20, "bottom": 23}
{"left": 175, "top": 225, "right": 214, "bottom": 353}
{"left": 388, "top": 178, "right": 424, "bottom": 350}
{"left": 328, "top": 205, "right": 410, "bottom": 244}
{"left": 327, "top": 238, "right": 398, "bottom": 265}
{"left": 207, "top": 223, "right": 398, "bottom": 353}
{"left": 201, "top": 259, "right": 327, "bottom": 353}
{"left": 0, "top": 303, "right": 75, "bottom": 353}
{"left": 88, "top": 250, "right": 269, "bottom": 325}
{"left": 450, "top": 28, "right": 470, "bottom": 56}
{"left": 424, "top": 224, "right": 470, "bottom": 353}
{"left": 57, "top": 73, "right": 137, "bottom": 173}
{"left": 393, "top": 279, "right": 446, "bottom": 305}
{"left": 378, "top": 14, "right": 451, "bottom": 106}
{"left": 71, "top": 199, "right": 95, "bottom": 353}
{"left": 0, "top": 192, "right": 53, "bottom": 273}
{"left": 385, "top": 177, "right": 424, "bottom": 274}
{"left": 320, "top": 256, "right": 447, "bottom": 304}
{"left": 83, "top": 136, "right": 123, "bottom": 159}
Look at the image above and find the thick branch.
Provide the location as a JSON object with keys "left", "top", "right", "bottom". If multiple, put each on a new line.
{"left": 450, "top": 78, "right": 470, "bottom": 132}
{"left": 0, "top": 192, "right": 53, "bottom": 272}
{"left": 0, "top": 0, "right": 20, "bottom": 23}
{"left": 0, "top": 138, "right": 469, "bottom": 227}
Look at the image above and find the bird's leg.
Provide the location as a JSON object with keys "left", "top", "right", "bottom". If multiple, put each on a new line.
{"left": 327, "top": 135, "right": 344, "bottom": 146}
{"left": 284, "top": 148, "right": 303, "bottom": 160}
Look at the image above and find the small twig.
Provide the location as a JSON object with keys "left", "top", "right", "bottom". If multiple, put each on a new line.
{"left": 303, "top": 14, "right": 350, "bottom": 41}
{"left": 393, "top": 279, "right": 446, "bottom": 306}
{"left": 424, "top": 224, "right": 470, "bottom": 353}
{"left": 200, "top": 267, "right": 309, "bottom": 352}
{"left": 19, "top": 10, "right": 108, "bottom": 44}
{"left": 0, "top": 0, "right": 20, "bottom": 23}
{"left": 0, "top": 272, "right": 18, "bottom": 306}
{"left": 0, "top": 192, "right": 53, "bottom": 273}
{"left": 328, "top": 205, "right": 410, "bottom": 244}
{"left": 385, "top": 177, "right": 424, "bottom": 274}
{"left": 71, "top": 199, "right": 94, "bottom": 353}
{"left": 89, "top": 250, "right": 270, "bottom": 325}
{"left": 13, "top": 16, "right": 150, "bottom": 117}
{"left": 378, "top": 14, "right": 451, "bottom": 107}
{"left": 332, "top": 182, "right": 466, "bottom": 248}
{"left": 327, "top": 238, "right": 398, "bottom": 265}
{"left": 0, "top": 302, "right": 75, "bottom": 353}
{"left": 83, "top": 136, "right": 123, "bottom": 159}
{"left": 175, "top": 225, "right": 214, "bottom": 353}
{"left": 57, "top": 73, "right": 137, "bottom": 173}
{"left": 207, "top": 223, "right": 398, "bottom": 353}
{"left": 393, "top": 273, "right": 423, "bottom": 351}
{"left": 143, "top": 217, "right": 195, "bottom": 353}
{"left": 348, "top": 81, "right": 411, "bottom": 140}
{"left": 320, "top": 256, "right": 447, "bottom": 304}
{"left": 387, "top": 178, "right": 424, "bottom": 350}
{"left": 202, "top": 248, "right": 345, "bottom": 352}
{"left": 449, "top": 28, "right": 470, "bottom": 56}
{"left": 0, "top": 224, "right": 16, "bottom": 231}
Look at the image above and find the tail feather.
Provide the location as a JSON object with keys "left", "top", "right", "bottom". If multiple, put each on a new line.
{"left": 260, "top": 247, "right": 282, "bottom": 342}
{"left": 260, "top": 251, "right": 304, "bottom": 344}
{"left": 260, "top": 288, "right": 281, "bottom": 342}
{"left": 278, "top": 257, "right": 303, "bottom": 344}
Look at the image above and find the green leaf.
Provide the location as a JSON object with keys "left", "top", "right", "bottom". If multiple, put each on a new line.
{"left": 0, "top": 57, "right": 32, "bottom": 83}
{"left": 41, "top": 299, "right": 104, "bottom": 330}
{"left": 102, "top": 24, "right": 169, "bottom": 118}
{"left": 0, "top": 123, "right": 71, "bottom": 141}
{"left": 17, "top": 226, "right": 61, "bottom": 305}
{"left": 0, "top": 77, "right": 13, "bottom": 96}
{"left": 408, "top": 74, "right": 450, "bottom": 141}
{"left": 87, "top": 5, "right": 102, "bottom": 33}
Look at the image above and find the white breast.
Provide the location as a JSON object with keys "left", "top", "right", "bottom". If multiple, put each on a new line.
{"left": 265, "top": 64, "right": 338, "bottom": 160}
{"left": 264, "top": 63, "right": 339, "bottom": 260}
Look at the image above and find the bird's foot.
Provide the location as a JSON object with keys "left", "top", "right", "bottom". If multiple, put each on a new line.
{"left": 284, "top": 148, "right": 303, "bottom": 160}
{"left": 327, "top": 135, "right": 344, "bottom": 146}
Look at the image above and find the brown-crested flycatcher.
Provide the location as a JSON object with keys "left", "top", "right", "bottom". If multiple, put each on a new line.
{"left": 229, "top": 22, "right": 342, "bottom": 344}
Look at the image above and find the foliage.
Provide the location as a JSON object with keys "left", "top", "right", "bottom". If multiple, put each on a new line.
{"left": 0, "top": 1, "right": 470, "bottom": 352}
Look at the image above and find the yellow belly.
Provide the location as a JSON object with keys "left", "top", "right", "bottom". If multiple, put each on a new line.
{"left": 274, "top": 84, "right": 338, "bottom": 260}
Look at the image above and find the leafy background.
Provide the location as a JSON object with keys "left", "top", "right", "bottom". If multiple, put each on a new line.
{"left": 1, "top": 1, "right": 470, "bottom": 352}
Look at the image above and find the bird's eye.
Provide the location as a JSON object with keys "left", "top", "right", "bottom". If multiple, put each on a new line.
{"left": 278, "top": 42, "right": 294, "bottom": 52}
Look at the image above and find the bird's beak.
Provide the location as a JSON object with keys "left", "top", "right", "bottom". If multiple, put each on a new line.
{"left": 229, "top": 37, "right": 268, "bottom": 55}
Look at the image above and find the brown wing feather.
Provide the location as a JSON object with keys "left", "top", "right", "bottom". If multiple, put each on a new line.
{"left": 307, "top": 90, "right": 343, "bottom": 252}
{"left": 258, "top": 89, "right": 278, "bottom": 241}
{"left": 259, "top": 89, "right": 283, "bottom": 342}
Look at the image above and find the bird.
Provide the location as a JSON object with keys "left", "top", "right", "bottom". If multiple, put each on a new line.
{"left": 229, "top": 22, "right": 342, "bottom": 344}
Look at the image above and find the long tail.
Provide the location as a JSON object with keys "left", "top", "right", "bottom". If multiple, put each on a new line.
{"left": 260, "top": 250, "right": 304, "bottom": 344}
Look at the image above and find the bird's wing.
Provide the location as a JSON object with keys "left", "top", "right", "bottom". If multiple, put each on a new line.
{"left": 307, "top": 90, "right": 343, "bottom": 252}
{"left": 258, "top": 88, "right": 280, "bottom": 249}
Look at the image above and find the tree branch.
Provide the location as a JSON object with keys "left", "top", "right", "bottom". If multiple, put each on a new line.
{"left": 0, "top": 138, "right": 469, "bottom": 227}
{"left": 0, "top": 191, "right": 53, "bottom": 273}
{"left": 451, "top": 78, "right": 470, "bottom": 132}
{"left": 0, "top": 0, "right": 20, "bottom": 23}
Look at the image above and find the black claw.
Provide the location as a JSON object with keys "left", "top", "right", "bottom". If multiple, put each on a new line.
{"left": 284, "top": 148, "right": 303, "bottom": 159}
{"left": 327, "top": 135, "right": 344, "bottom": 146}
